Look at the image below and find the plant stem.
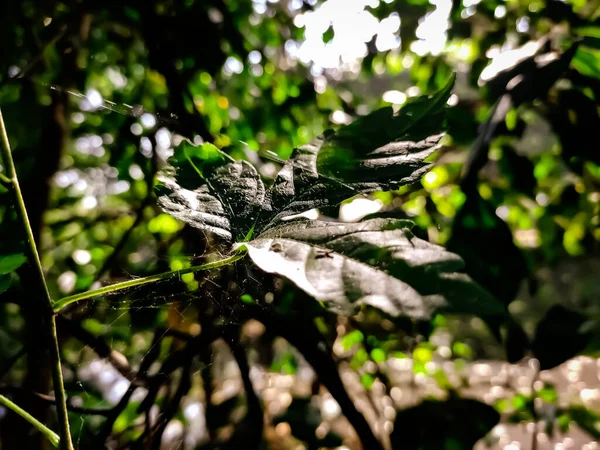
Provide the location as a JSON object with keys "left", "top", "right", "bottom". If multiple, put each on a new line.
{"left": 53, "top": 251, "right": 246, "bottom": 312}
{"left": 0, "top": 108, "right": 74, "bottom": 450}
{"left": 0, "top": 395, "right": 61, "bottom": 448}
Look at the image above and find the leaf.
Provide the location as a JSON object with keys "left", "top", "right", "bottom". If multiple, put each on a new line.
{"left": 448, "top": 194, "right": 529, "bottom": 361}
{"left": 532, "top": 305, "right": 592, "bottom": 370}
{"left": 242, "top": 218, "right": 504, "bottom": 320}
{"left": 0, "top": 253, "right": 27, "bottom": 275}
{"left": 156, "top": 141, "right": 265, "bottom": 241}
{"left": 390, "top": 397, "right": 500, "bottom": 450}
{"left": 259, "top": 77, "right": 454, "bottom": 229}
{"left": 572, "top": 47, "right": 600, "bottom": 80}
{"left": 157, "top": 77, "right": 455, "bottom": 241}
{"left": 567, "top": 406, "right": 600, "bottom": 440}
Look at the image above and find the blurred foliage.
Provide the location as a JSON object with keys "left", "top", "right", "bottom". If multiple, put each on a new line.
{"left": 0, "top": 0, "right": 600, "bottom": 449}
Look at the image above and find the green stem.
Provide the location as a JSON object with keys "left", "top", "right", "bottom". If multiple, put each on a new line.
{"left": 0, "top": 108, "right": 74, "bottom": 450}
{"left": 0, "top": 172, "right": 11, "bottom": 185}
{"left": 0, "top": 395, "right": 61, "bottom": 448}
{"left": 53, "top": 251, "right": 246, "bottom": 312}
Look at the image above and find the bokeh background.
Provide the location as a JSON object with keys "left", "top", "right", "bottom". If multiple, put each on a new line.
{"left": 0, "top": 0, "right": 600, "bottom": 449}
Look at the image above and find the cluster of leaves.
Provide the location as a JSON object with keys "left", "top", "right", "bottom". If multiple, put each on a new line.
{"left": 156, "top": 76, "right": 505, "bottom": 323}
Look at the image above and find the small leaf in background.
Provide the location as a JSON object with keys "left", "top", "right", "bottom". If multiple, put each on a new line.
{"left": 322, "top": 25, "right": 334, "bottom": 43}
{"left": 0, "top": 253, "right": 27, "bottom": 275}
{"left": 0, "top": 275, "right": 11, "bottom": 294}
{"left": 532, "top": 305, "right": 592, "bottom": 370}
{"left": 273, "top": 398, "right": 343, "bottom": 448}
{"left": 567, "top": 406, "right": 600, "bottom": 440}
{"left": 390, "top": 397, "right": 500, "bottom": 449}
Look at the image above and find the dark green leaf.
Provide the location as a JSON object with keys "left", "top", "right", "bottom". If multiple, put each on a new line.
{"left": 322, "top": 25, "right": 334, "bottom": 43}
{"left": 532, "top": 305, "right": 592, "bottom": 370}
{"left": 0, "top": 253, "right": 27, "bottom": 275}
{"left": 390, "top": 397, "right": 500, "bottom": 450}
{"left": 260, "top": 76, "right": 455, "bottom": 230}
{"left": 567, "top": 406, "right": 600, "bottom": 440}
{"left": 0, "top": 275, "right": 11, "bottom": 294}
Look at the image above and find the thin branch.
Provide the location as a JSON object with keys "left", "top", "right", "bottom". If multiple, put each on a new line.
{"left": 0, "top": 24, "right": 69, "bottom": 91}
{"left": 0, "top": 395, "right": 60, "bottom": 448}
{"left": 52, "top": 251, "right": 246, "bottom": 312}
{"left": 56, "top": 315, "right": 142, "bottom": 383}
{"left": 0, "top": 387, "right": 111, "bottom": 416}
{"left": 96, "top": 330, "right": 167, "bottom": 446}
{"left": 0, "top": 108, "right": 74, "bottom": 449}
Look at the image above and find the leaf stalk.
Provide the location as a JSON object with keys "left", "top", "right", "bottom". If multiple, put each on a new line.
{"left": 53, "top": 251, "right": 246, "bottom": 312}
{"left": 0, "top": 395, "right": 61, "bottom": 448}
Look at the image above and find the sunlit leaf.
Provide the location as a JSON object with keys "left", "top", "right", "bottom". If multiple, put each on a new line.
{"left": 243, "top": 218, "right": 504, "bottom": 319}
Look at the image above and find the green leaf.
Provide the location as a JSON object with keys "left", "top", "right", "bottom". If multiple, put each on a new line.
{"left": 242, "top": 217, "right": 504, "bottom": 319}
{"left": 572, "top": 47, "right": 600, "bottom": 80}
{"left": 0, "top": 253, "right": 27, "bottom": 275}
{"left": 532, "top": 305, "right": 592, "bottom": 370}
{"left": 567, "top": 406, "right": 600, "bottom": 440}
{"left": 390, "top": 397, "right": 500, "bottom": 450}
{"left": 0, "top": 275, "right": 11, "bottom": 294}
{"left": 322, "top": 25, "right": 334, "bottom": 43}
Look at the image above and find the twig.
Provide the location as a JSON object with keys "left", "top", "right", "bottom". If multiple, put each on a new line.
{"left": 0, "top": 24, "right": 69, "bottom": 91}
{"left": 52, "top": 251, "right": 246, "bottom": 312}
{"left": 0, "top": 108, "right": 74, "bottom": 449}
{"left": 0, "top": 394, "right": 60, "bottom": 448}
{"left": 0, "top": 387, "right": 111, "bottom": 416}
{"left": 530, "top": 364, "right": 540, "bottom": 450}
{"left": 56, "top": 315, "right": 141, "bottom": 383}
{"left": 96, "top": 330, "right": 166, "bottom": 447}
{"left": 227, "top": 329, "right": 264, "bottom": 450}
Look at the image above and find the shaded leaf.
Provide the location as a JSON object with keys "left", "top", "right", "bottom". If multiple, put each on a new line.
{"left": 532, "top": 305, "right": 592, "bottom": 370}
{"left": 0, "top": 275, "right": 11, "bottom": 294}
{"left": 448, "top": 194, "right": 528, "bottom": 360}
{"left": 390, "top": 397, "right": 500, "bottom": 450}
{"left": 243, "top": 218, "right": 504, "bottom": 319}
